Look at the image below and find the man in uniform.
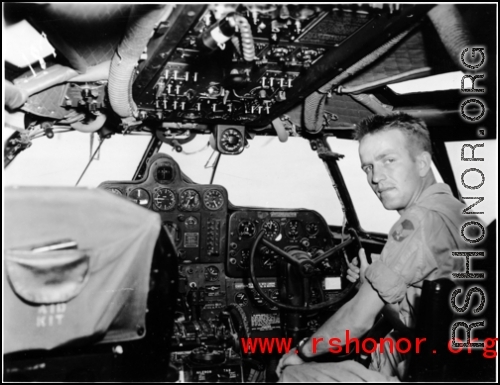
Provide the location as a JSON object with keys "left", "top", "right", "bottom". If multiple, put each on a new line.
{"left": 277, "top": 113, "right": 466, "bottom": 381}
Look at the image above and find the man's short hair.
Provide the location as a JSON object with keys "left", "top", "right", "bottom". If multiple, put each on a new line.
{"left": 355, "top": 113, "right": 433, "bottom": 157}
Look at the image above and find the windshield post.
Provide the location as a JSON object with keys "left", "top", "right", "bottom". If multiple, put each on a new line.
{"left": 313, "top": 137, "right": 361, "bottom": 232}
{"left": 133, "top": 134, "right": 163, "bottom": 181}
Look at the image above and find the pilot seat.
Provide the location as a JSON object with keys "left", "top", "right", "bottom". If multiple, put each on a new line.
{"left": 4, "top": 186, "right": 178, "bottom": 382}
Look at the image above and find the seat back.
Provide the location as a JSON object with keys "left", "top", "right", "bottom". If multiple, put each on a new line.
{"left": 405, "top": 278, "right": 455, "bottom": 381}
{"left": 4, "top": 187, "right": 178, "bottom": 381}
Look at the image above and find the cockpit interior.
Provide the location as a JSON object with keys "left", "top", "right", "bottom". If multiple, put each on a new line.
{"left": 3, "top": 3, "right": 497, "bottom": 382}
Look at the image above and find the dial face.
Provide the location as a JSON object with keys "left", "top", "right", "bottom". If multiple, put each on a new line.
{"left": 153, "top": 188, "right": 176, "bottom": 210}
{"left": 306, "top": 222, "right": 319, "bottom": 236}
{"left": 128, "top": 188, "right": 150, "bottom": 207}
{"left": 251, "top": 289, "right": 264, "bottom": 305}
{"left": 286, "top": 220, "right": 301, "bottom": 239}
{"left": 105, "top": 187, "right": 123, "bottom": 196}
{"left": 238, "top": 220, "right": 256, "bottom": 237}
{"left": 184, "top": 216, "right": 198, "bottom": 229}
{"left": 269, "top": 289, "right": 279, "bottom": 302}
{"left": 179, "top": 189, "right": 201, "bottom": 211}
{"left": 262, "top": 220, "right": 280, "bottom": 240}
{"left": 220, "top": 128, "right": 243, "bottom": 153}
{"left": 155, "top": 164, "right": 174, "bottom": 183}
{"left": 261, "top": 253, "right": 277, "bottom": 270}
{"left": 204, "top": 265, "right": 219, "bottom": 282}
{"left": 203, "top": 189, "right": 225, "bottom": 211}
{"left": 235, "top": 292, "right": 248, "bottom": 307}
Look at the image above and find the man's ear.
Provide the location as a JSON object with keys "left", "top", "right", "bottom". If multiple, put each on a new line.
{"left": 416, "top": 151, "right": 432, "bottom": 177}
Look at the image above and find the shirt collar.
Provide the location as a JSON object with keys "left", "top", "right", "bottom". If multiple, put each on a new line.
{"left": 416, "top": 183, "right": 453, "bottom": 204}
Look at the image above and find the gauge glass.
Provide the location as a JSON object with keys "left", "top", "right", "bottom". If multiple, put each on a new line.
{"left": 185, "top": 216, "right": 198, "bottom": 229}
{"left": 220, "top": 128, "right": 243, "bottom": 153}
{"left": 153, "top": 188, "right": 176, "bottom": 210}
{"left": 155, "top": 164, "right": 174, "bottom": 183}
{"left": 235, "top": 292, "right": 248, "bottom": 306}
{"left": 261, "top": 253, "right": 277, "bottom": 270}
{"left": 306, "top": 222, "right": 319, "bottom": 236}
{"left": 262, "top": 220, "right": 280, "bottom": 240}
{"left": 128, "top": 188, "right": 150, "bottom": 207}
{"left": 238, "top": 220, "right": 256, "bottom": 237}
{"left": 269, "top": 289, "right": 279, "bottom": 302}
{"left": 204, "top": 265, "right": 219, "bottom": 282}
{"left": 251, "top": 290, "right": 264, "bottom": 305}
{"left": 286, "top": 220, "right": 301, "bottom": 239}
{"left": 203, "top": 189, "right": 225, "bottom": 210}
{"left": 179, "top": 189, "right": 201, "bottom": 211}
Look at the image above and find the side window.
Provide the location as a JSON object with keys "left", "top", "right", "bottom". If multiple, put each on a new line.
{"left": 4, "top": 130, "right": 152, "bottom": 187}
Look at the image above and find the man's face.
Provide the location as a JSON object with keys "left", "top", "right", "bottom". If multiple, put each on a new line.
{"left": 359, "top": 129, "right": 423, "bottom": 212}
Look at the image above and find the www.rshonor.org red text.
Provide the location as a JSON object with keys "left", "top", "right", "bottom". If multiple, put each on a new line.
{"left": 240, "top": 331, "right": 498, "bottom": 358}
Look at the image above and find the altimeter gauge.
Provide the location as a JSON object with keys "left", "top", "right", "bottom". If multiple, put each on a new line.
{"left": 153, "top": 188, "right": 176, "bottom": 210}
{"left": 179, "top": 189, "right": 201, "bottom": 211}
{"left": 203, "top": 189, "right": 225, "bottom": 210}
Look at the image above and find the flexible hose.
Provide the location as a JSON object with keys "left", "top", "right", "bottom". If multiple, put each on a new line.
{"left": 71, "top": 113, "right": 107, "bottom": 133}
{"left": 427, "top": 5, "right": 470, "bottom": 68}
{"left": 231, "top": 14, "right": 255, "bottom": 62}
{"left": 349, "top": 94, "right": 393, "bottom": 115}
{"left": 108, "top": 5, "right": 170, "bottom": 118}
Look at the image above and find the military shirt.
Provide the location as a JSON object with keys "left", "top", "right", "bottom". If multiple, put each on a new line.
{"left": 365, "top": 183, "right": 467, "bottom": 328}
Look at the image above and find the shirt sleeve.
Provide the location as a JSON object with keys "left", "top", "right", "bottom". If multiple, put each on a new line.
{"left": 365, "top": 208, "right": 442, "bottom": 304}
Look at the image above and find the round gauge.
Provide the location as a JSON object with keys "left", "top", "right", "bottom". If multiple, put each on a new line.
{"left": 203, "top": 189, "right": 225, "bottom": 211}
{"left": 269, "top": 289, "right": 279, "bottom": 302}
{"left": 155, "top": 164, "right": 174, "bottom": 183}
{"left": 286, "top": 220, "right": 301, "bottom": 239}
{"left": 105, "top": 187, "right": 123, "bottom": 196}
{"left": 261, "top": 253, "right": 277, "bottom": 270}
{"left": 239, "top": 249, "right": 250, "bottom": 269}
{"left": 220, "top": 128, "right": 244, "bottom": 153}
{"left": 184, "top": 216, "right": 198, "bottom": 229}
{"left": 128, "top": 188, "right": 150, "bottom": 207}
{"left": 238, "top": 220, "right": 256, "bottom": 237}
{"left": 306, "top": 222, "right": 319, "bottom": 236}
{"left": 153, "top": 188, "right": 176, "bottom": 210}
{"left": 204, "top": 265, "right": 219, "bottom": 282}
{"left": 262, "top": 220, "right": 280, "bottom": 240}
{"left": 179, "top": 189, "right": 201, "bottom": 211}
{"left": 235, "top": 292, "right": 248, "bottom": 307}
{"left": 251, "top": 289, "right": 264, "bottom": 305}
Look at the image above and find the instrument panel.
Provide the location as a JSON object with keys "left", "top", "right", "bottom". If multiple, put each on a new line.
{"left": 98, "top": 153, "right": 342, "bottom": 380}
{"left": 99, "top": 153, "right": 228, "bottom": 264}
{"left": 226, "top": 210, "right": 335, "bottom": 278}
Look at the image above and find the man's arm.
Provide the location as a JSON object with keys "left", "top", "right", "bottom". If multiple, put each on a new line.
{"left": 301, "top": 280, "right": 386, "bottom": 356}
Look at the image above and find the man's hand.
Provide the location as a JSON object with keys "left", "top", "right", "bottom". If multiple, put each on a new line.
{"left": 276, "top": 349, "right": 304, "bottom": 378}
{"left": 345, "top": 248, "right": 369, "bottom": 284}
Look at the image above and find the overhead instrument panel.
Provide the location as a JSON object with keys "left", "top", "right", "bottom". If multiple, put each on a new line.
{"left": 98, "top": 153, "right": 228, "bottom": 264}
{"left": 132, "top": 4, "right": 403, "bottom": 128}
{"left": 226, "top": 209, "right": 336, "bottom": 278}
